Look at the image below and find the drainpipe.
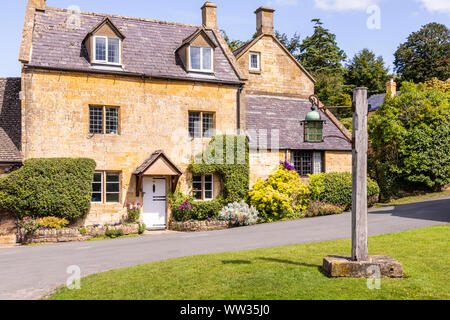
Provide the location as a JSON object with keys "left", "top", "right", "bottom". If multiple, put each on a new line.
{"left": 237, "top": 84, "right": 244, "bottom": 133}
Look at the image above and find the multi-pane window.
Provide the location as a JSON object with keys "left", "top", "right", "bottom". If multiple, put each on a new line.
{"left": 89, "top": 106, "right": 104, "bottom": 134}
{"left": 190, "top": 46, "right": 213, "bottom": 72}
{"left": 249, "top": 52, "right": 260, "bottom": 71}
{"left": 91, "top": 172, "right": 121, "bottom": 203}
{"left": 193, "top": 174, "right": 214, "bottom": 201}
{"left": 91, "top": 172, "right": 103, "bottom": 203}
{"left": 292, "top": 151, "right": 324, "bottom": 177}
{"left": 189, "top": 112, "right": 214, "bottom": 138}
{"left": 89, "top": 106, "right": 119, "bottom": 135}
{"left": 94, "top": 36, "right": 120, "bottom": 64}
{"left": 105, "top": 108, "right": 119, "bottom": 134}
{"left": 305, "top": 121, "right": 324, "bottom": 142}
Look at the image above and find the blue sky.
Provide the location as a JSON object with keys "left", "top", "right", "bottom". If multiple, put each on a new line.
{"left": 0, "top": 0, "right": 449, "bottom": 77}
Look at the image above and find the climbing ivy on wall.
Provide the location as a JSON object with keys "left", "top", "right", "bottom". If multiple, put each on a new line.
{"left": 190, "top": 134, "right": 250, "bottom": 204}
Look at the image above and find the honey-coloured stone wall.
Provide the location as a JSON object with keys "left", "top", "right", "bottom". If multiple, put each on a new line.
{"left": 21, "top": 69, "right": 240, "bottom": 225}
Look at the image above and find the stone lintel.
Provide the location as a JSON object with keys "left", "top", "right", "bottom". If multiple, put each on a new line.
{"left": 322, "top": 255, "right": 404, "bottom": 278}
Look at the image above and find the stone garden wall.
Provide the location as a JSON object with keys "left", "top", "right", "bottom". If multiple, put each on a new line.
{"left": 0, "top": 211, "right": 17, "bottom": 244}
{"left": 170, "top": 220, "right": 230, "bottom": 232}
{"left": 21, "top": 223, "right": 140, "bottom": 244}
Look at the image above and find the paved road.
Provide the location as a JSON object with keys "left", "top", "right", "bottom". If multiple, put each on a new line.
{"left": 0, "top": 196, "right": 449, "bottom": 300}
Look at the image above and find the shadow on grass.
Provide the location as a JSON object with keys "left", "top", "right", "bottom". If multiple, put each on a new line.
{"left": 257, "top": 257, "right": 319, "bottom": 269}
{"left": 222, "top": 260, "right": 252, "bottom": 265}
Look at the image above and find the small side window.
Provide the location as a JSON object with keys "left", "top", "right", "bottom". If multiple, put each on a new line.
{"left": 249, "top": 52, "right": 260, "bottom": 71}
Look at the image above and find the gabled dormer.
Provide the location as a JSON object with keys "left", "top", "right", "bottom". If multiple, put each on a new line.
{"left": 83, "top": 18, "right": 125, "bottom": 67}
{"left": 176, "top": 28, "right": 217, "bottom": 74}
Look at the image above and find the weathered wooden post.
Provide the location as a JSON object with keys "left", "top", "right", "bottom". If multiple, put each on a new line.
{"left": 352, "top": 88, "right": 369, "bottom": 262}
{"left": 322, "top": 87, "right": 404, "bottom": 278}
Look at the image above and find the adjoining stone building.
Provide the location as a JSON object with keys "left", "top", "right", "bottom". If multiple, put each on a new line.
{"left": 233, "top": 7, "right": 352, "bottom": 186}
{"left": 0, "top": 1, "right": 352, "bottom": 229}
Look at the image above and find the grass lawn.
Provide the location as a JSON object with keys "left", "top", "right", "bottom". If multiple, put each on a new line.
{"left": 49, "top": 225, "right": 449, "bottom": 300}
{"left": 373, "top": 189, "right": 450, "bottom": 208}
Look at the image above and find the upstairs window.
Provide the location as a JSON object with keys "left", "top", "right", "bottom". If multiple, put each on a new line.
{"left": 189, "top": 46, "right": 213, "bottom": 72}
{"left": 249, "top": 52, "right": 260, "bottom": 71}
{"left": 189, "top": 112, "right": 214, "bottom": 138}
{"left": 94, "top": 36, "right": 120, "bottom": 64}
{"left": 89, "top": 106, "right": 119, "bottom": 135}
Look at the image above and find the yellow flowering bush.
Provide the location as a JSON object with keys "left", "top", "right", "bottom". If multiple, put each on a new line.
{"left": 249, "top": 165, "right": 310, "bottom": 222}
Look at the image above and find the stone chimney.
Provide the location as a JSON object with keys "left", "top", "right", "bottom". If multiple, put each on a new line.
{"left": 255, "top": 6, "right": 275, "bottom": 36}
{"left": 19, "top": 0, "right": 46, "bottom": 63}
{"left": 386, "top": 78, "right": 397, "bottom": 98}
{"left": 202, "top": 2, "right": 217, "bottom": 29}
{"left": 29, "top": 0, "right": 46, "bottom": 10}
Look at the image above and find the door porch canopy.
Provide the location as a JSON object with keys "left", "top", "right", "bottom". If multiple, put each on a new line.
{"left": 133, "top": 150, "right": 182, "bottom": 196}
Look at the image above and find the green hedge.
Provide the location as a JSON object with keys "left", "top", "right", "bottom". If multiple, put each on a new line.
{"left": 0, "top": 158, "right": 96, "bottom": 221}
{"left": 309, "top": 172, "right": 380, "bottom": 209}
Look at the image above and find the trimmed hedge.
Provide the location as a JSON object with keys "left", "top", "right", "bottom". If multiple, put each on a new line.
{"left": 309, "top": 172, "right": 380, "bottom": 209}
{"left": 0, "top": 158, "right": 96, "bottom": 221}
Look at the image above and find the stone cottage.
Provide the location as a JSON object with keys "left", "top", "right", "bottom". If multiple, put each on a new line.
{"left": 0, "top": 0, "right": 351, "bottom": 230}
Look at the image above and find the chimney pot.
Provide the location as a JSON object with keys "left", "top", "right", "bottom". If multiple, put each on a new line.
{"left": 255, "top": 6, "right": 275, "bottom": 36}
{"left": 202, "top": 2, "right": 217, "bottom": 29}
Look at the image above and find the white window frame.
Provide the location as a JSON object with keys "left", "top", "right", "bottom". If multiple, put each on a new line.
{"left": 189, "top": 46, "right": 214, "bottom": 73}
{"left": 91, "top": 171, "right": 121, "bottom": 204}
{"left": 249, "top": 52, "right": 260, "bottom": 71}
{"left": 203, "top": 174, "right": 214, "bottom": 201}
{"left": 93, "top": 36, "right": 122, "bottom": 65}
{"left": 91, "top": 172, "right": 104, "bottom": 203}
{"left": 192, "top": 174, "right": 214, "bottom": 201}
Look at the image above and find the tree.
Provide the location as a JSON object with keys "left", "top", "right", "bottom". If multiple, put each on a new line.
{"left": 345, "top": 49, "right": 390, "bottom": 96}
{"left": 394, "top": 23, "right": 450, "bottom": 83}
{"left": 297, "top": 19, "right": 348, "bottom": 106}
{"left": 368, "top": 80, "right": 450, "bottom": 199}
{"left": 298, "top": 19, "right": 347, "bottom": 74}
{"left": 221, "top": 30, "right": 244, "bottom": 51}
{"left": 274, "top": 31, "right": 302, "bottom": 56}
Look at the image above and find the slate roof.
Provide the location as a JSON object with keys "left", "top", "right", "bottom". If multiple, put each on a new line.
{"left": 0, "top": 78, "right": 22, "bottom": 163}
{"left": 134, "top": 151, "right": 182, "bottom": 176}
{"left": 28, "top": 8, "right": 241, "bottom": 84}
{"left": 368, "top": 92, "right": 400, "bottom": 112}
{"left": 246, "top": 95, "right": 351, "bottom": 151}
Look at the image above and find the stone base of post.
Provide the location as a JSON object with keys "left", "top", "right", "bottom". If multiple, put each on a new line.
{"left": 322, "top": 255, "right": 404, "bottom": 278}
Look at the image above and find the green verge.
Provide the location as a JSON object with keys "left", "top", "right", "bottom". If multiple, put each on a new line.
{"left": 49, "top": 225, "right": 449, "bottom": 300}
{"left": 373, "top": 190, "right": 450, "bottom": 208}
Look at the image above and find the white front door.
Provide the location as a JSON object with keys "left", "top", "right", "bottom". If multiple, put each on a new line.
{"left": 142, "top": 177, "right": 167, "bottom": 229}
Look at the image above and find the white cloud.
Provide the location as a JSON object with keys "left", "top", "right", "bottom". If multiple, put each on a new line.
{"left": 314, "top": 0, "right": 378, "bottom": 11}
{"left": 417, "top": 0, "right": 450, "bottom": 14}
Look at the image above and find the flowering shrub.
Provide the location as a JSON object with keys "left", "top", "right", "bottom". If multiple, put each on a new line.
{"left": 173, "top": 200, "right": 194, "bottom": 222}
{"left": 218, "top": 201, "right": 259, "bottom": 226}
{"left": 303, "top": 201, "right": 346, "bottom": 218}
{"left": 280, "top": 161, "right": 296, "bottom": 171}
{"left": 18, "top": 217, "right": 39, "bottom": 233}
{"left": 250, "top": 165, "right": 311, "bottom": 222}
{"left": 37, "top": 217, "right": 69, "bottom": 230}
{"left": 126, "top": 202, "right": 142, "bottom": 223}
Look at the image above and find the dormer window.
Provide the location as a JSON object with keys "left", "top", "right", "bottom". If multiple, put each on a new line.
{"left": 189, "top": 46, "right": 213, "bottom": 72}
{"left": 94, "top": 36, "right": 120, "bottom": 64}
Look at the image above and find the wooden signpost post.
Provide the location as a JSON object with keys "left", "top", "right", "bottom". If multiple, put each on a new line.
{"left": 322, "top": 87, "right": 404, "bottom": 278}
{"left": 352, "top": 88, "right": 369, "bottom": 262}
